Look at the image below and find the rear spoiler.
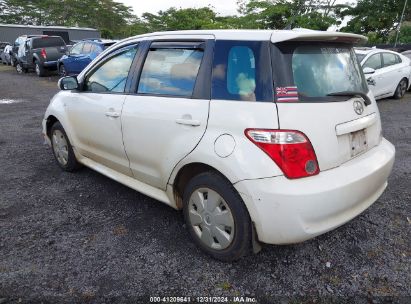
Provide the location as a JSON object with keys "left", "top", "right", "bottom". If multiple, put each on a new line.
{"left": 271, "top": 30, "right": 367, "bottom": 45}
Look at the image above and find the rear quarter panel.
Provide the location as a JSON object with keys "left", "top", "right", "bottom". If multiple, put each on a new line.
{"left": 169, "top": 100, "right": 283, "bottom": 185}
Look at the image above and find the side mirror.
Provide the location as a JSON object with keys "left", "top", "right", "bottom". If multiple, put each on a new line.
{"left": 58, "top": 76, "right": 79, "bottom": 90}
{"left": 363, "top": 67, "right": 376, "bottom": 75}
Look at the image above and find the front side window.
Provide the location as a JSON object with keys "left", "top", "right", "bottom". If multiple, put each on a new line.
{"left": 70, "top": 43, "right": 84, "bottom": 55}
{"left": 138, "top": 47, "right": 204, "bottom": 97}
{"left": 82, "top": 43, "right": 92, "bottom": 54}
{"left": 363, "top": 54, "right": 382, "bottom": 70}
{"left": 272, "top": 43, "right": 368, "bottom": 102}
{"left": 84, "top": 45, "right": 138, "bottom": 93}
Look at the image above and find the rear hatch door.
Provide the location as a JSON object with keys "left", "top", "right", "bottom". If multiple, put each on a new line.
{"left": 271, "top": 35, "right": 382, "bottom": 171}
{"left": 32, "top": 36, "right": 66, "bottom": 61}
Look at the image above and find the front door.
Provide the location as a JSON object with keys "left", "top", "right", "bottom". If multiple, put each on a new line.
{"left": 65, "top": 44, "right": 139, "bottom": 176}
{"left": 121, "top": 39, "right": 213, "bottom": 189}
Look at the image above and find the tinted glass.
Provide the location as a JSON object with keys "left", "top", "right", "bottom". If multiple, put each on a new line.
{"left": 85, "top": 45, "right": 138, "bottom": 93}
{"left": 382, "top": 53, "right": 398, "bottom": 67}
{"left": 104, "top": 43, "right": 116, "bottom": 49}
{"left": 70, "top": 43, "right": 83, "bottom": 55}
{"left": 138, "top": 48, "right": 203, "bottom": 97}
{"left": 272, "top": 43, "right": 368, "bottom": 102}
{"left": 212, "top": 40, "right": 272, "bottom": 102}
{"left": 363, "top": 54, "right": 382, "bottom": 70}
{"left": 227, "top": 46, "right": 256, "bottom": 98}
{"left": 32, "top": 37, "right": 65, "bottom": 48}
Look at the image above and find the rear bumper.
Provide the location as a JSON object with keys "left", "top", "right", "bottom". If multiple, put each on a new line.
{"left": 235, "top": 138, "right": 395, "bottom": 244}
{"left": 43, "top": 60, "right": 58, "bottom": 69}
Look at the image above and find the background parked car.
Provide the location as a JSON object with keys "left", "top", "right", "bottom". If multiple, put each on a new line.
{"left": 355, "top": 48, "right": 411, "bottom": 99}
{"left": 57, "top": 39, "right": 117, "bottom": 76}
{"left": 10, "top": 35, "right": 44, "bottom": 67}
{"left": 0, "top": 42, "right": 11, "bottom": 64}
{"left": 402, "top": 50, "right": 411, "bottom": 59}
{"left": 15, "top": 35, "right": 67, "bottom": 77}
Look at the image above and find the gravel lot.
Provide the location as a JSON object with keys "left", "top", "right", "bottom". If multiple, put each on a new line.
{"left": 0, "top": 64, "right": 410, "bottom": 303}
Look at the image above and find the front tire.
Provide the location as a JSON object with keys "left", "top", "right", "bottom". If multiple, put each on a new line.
{"left": 183, "top": 172, "right": 252, "bottom": 261}
{"left": 59, "top": 64, "right": 67, "bottom": 77}
{"left": 393, "top": 79, "right": 408, "bottom": 99}
{"left": 50, "top": 122, "right": 81, "bottom": 172}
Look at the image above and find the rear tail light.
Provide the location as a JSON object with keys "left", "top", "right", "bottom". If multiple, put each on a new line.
{"left": 40, "top": 48, "right": 47, "bottom": 59}
{"left": 245, "top": 129, "right": 320, "bottom": 179}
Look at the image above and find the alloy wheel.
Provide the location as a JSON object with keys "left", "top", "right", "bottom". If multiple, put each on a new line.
{"left": 16, "top": 63, "right": 22, "bottom": 74}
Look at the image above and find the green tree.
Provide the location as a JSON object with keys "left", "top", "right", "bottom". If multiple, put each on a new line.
{"left": 236, "top": 0, "right": 341, "bottom": 30}
{"left": 389, "top": 24, "right": 411, "bottom": 43}
{"left": 340, "top": 0, "right": 411, "bottom": 42}
{"left": 140, "top": 7, "right": 221, "bottom": 32}
{"left": 0, "top": 0, "right": 135, "bottom": 38}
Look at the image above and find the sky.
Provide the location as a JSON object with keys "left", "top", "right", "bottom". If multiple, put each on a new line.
{"left": 119, "top": 0, "right": 239, "bottom": 17}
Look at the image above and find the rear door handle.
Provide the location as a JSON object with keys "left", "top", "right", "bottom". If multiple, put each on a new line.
{"left": 105, "top": 111, "right": 120, "bottom": 118}
{"left": 175, "top": 118, "right": 201, "bottom": 127}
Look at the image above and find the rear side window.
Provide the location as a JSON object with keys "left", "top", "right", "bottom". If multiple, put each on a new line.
{"left": 212, "top": 40, "right": 272, "bottom": 102}
{"left": 84, "top": 45, "right": 138, "bottom": 93}
{"left": 138, "top": 47, "right": 204, "bottom": 97}
{"left": 364, "top": 54, "right": 382, "bottom": 70}
{"left": 32, "top": 37, "right": 65, "bottom": 48}
{"left": 382, "top": 53, "right": 400, "bottom": 67}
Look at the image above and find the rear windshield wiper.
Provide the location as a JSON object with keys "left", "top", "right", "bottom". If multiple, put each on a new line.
{"left": 327, "top": 91, "right": 371, "bottom": 106}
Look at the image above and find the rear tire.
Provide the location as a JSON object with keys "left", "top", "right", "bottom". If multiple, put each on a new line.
{"left": 393, "top": 79, "right": 408, "bottom": 99}
{"left": 15, "top": 62, "right": 27, "bottom": 74}
{"left": 34, "top": 60, "right": 46, "bottom": 77}
{"left": 50, "top": 122, "right": 81, "bottom": 172}
{"left": 183, "top": 171, "right": 252, "bottom": 261}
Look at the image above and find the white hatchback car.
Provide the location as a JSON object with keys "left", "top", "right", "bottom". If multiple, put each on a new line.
{"left": 355, "top": 48, "right": 411, "bottom": 99}
{"left": 43, "top": 30, "right": 395, "bottom": 261}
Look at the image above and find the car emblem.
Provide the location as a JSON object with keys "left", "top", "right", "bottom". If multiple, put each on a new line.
{"left": 353, "top": 100, "right": 364, "bottom": 115}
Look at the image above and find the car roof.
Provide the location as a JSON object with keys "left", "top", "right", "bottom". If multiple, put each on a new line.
{"left": 120, "top": 29, "right": 367, "bottom": 44}
{"left": 77, "top": 39, "right": 117, "bottom": 45}
{"left": 355, "top": 48, "right": 403, "bottom": 56}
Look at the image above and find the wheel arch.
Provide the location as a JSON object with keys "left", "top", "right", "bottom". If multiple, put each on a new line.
{"left": 171, "top": 162, "right": 233, "bottom": 210}
{"left": 32, "top": 54, "right": 41, "bottom": 63}
{"left": 45, "top": 115, "right": 59, "bottom": 138}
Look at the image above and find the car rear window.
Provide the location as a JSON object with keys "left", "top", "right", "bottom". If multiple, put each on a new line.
{"left": 32, "top": 37, "right": 65, "bottom": 48}
{"left": 272, "top": 42, "right": 368, "bottom": 102}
